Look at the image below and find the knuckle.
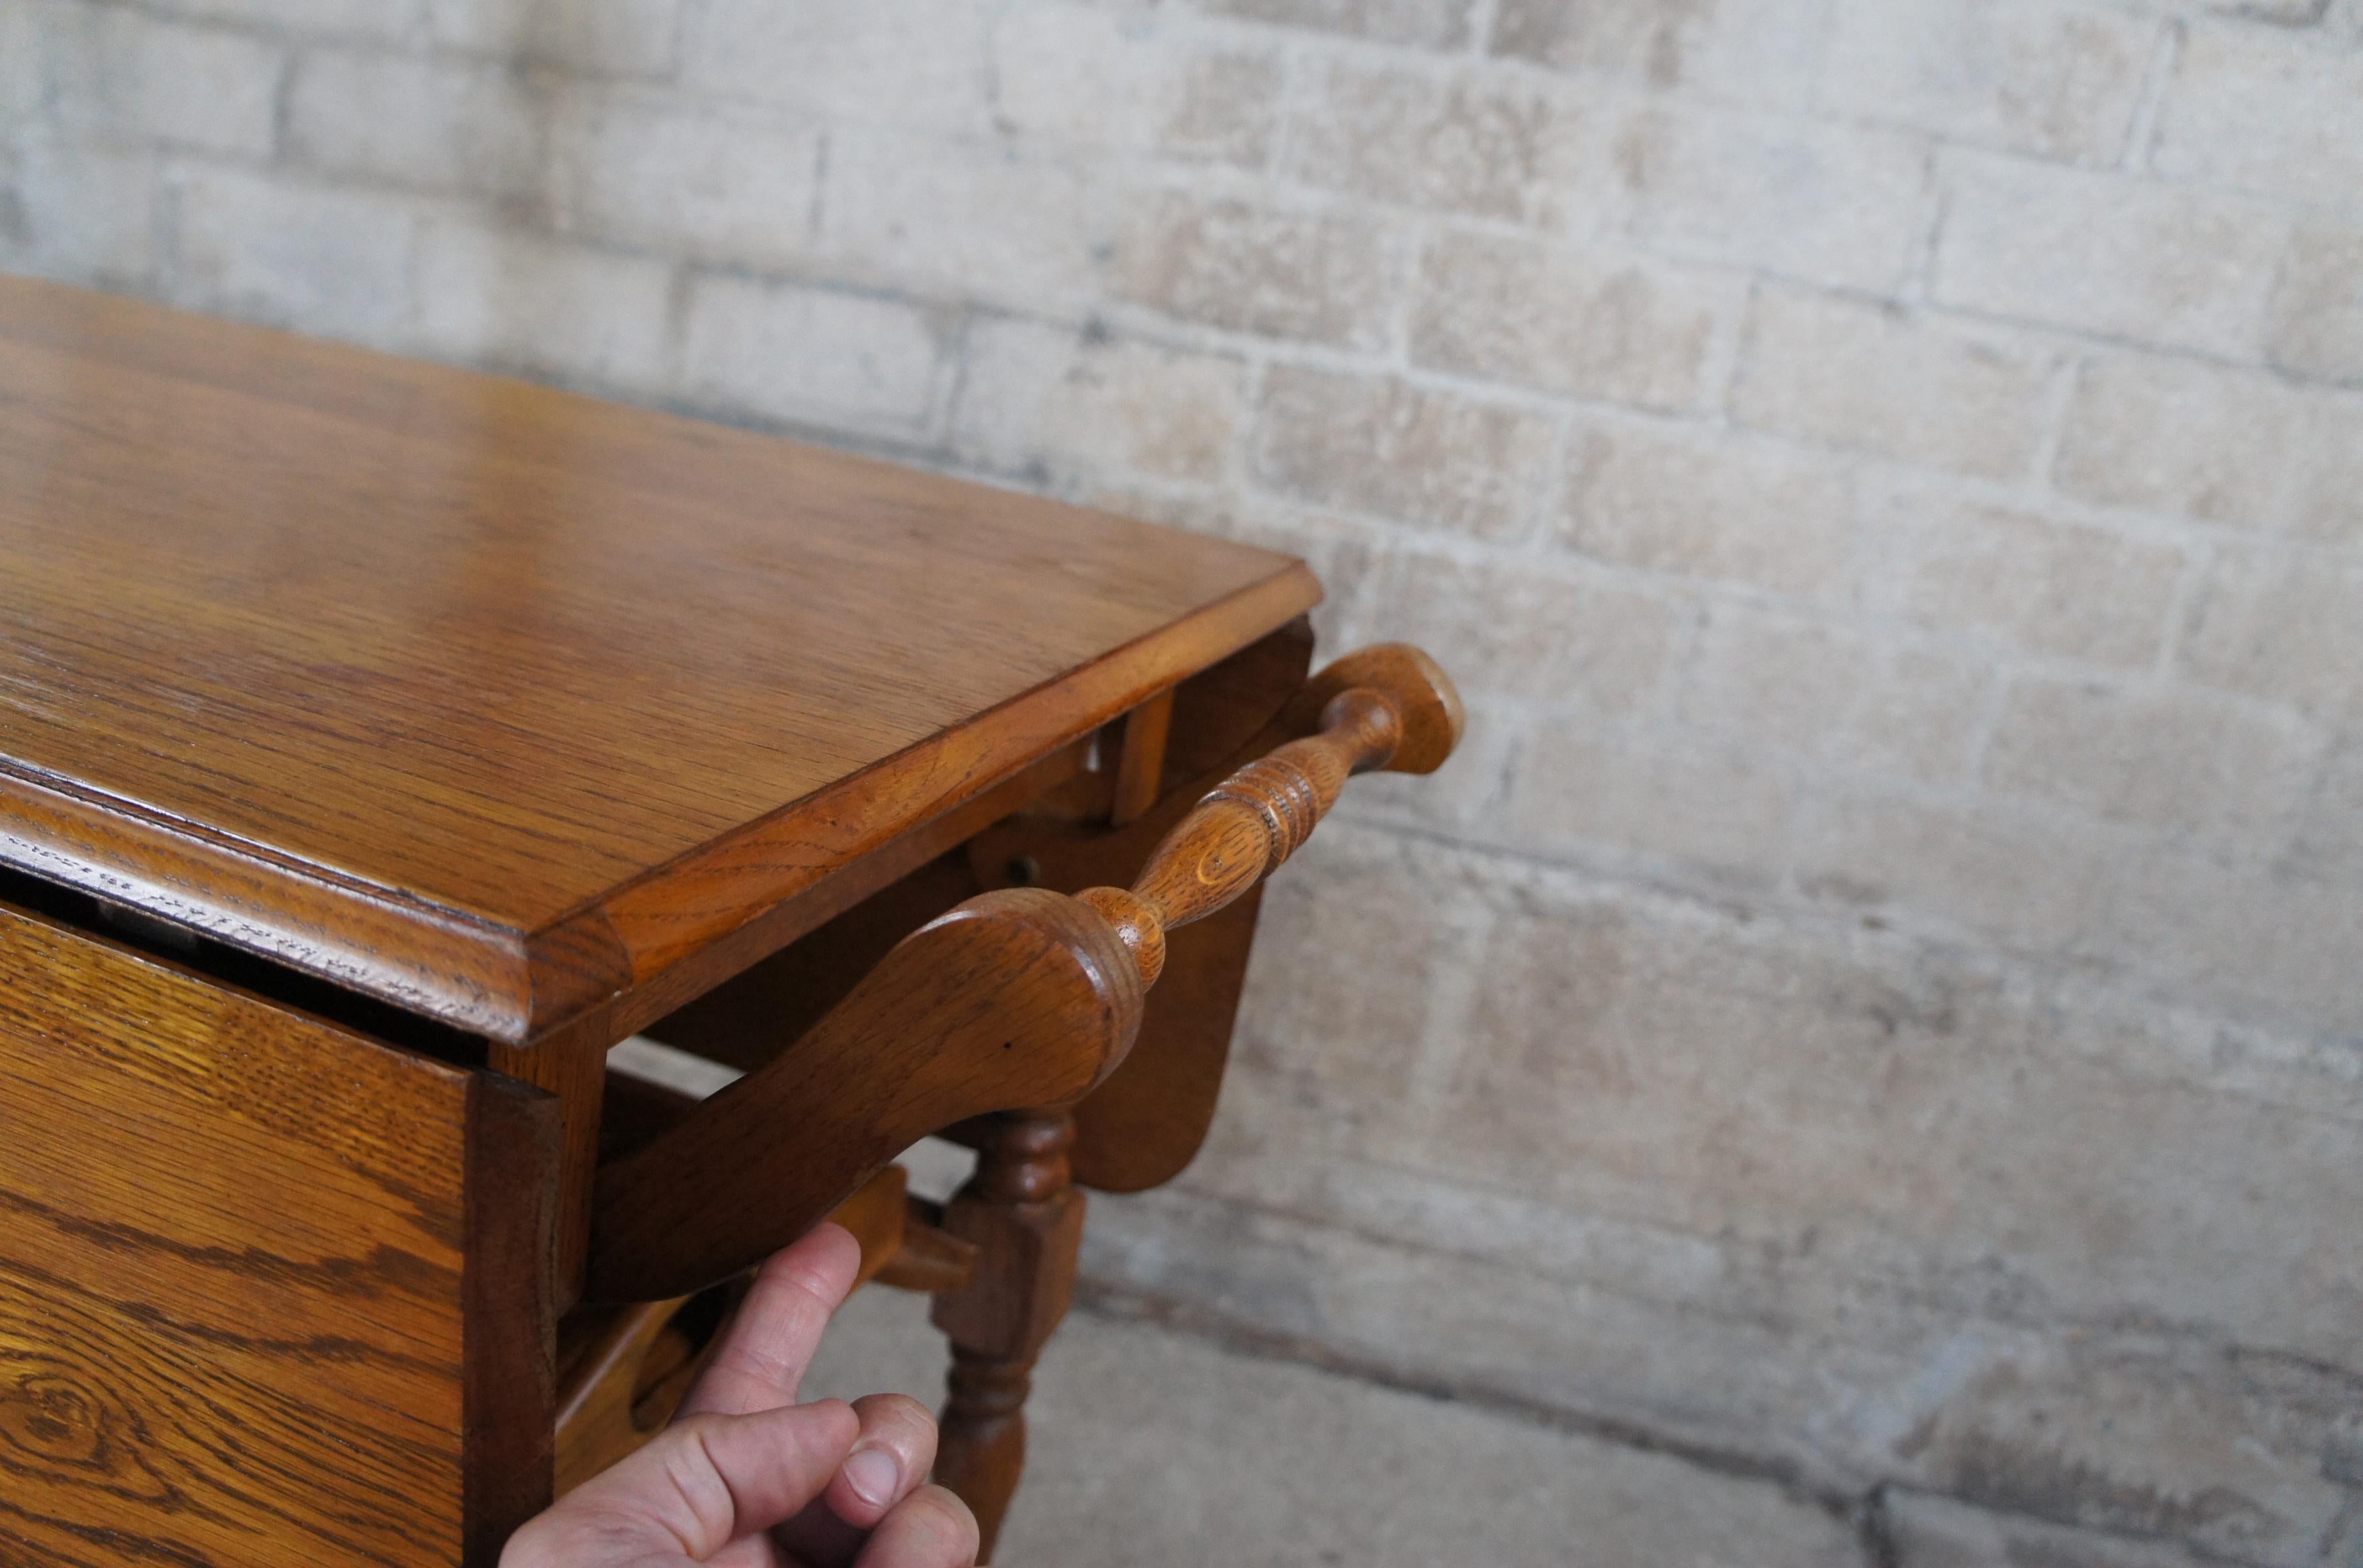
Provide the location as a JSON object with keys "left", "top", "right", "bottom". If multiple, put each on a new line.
{"left": 858, "top": 1392, "right": 934, "bottom": 1430}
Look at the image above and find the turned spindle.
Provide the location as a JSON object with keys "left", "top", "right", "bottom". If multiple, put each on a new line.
{"left": 1074, "top": 644, "right": 1460, "bottom": 990}
{"left": 581, "top": 646, "right": 1460, "bottom": 1307}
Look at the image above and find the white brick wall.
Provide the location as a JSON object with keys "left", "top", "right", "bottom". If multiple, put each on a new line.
{"left": 286, "top": 48, "right": 542, "bottom": 198}
{"left": 8, "top": 1, "right": 2360, "bottom": 1561}
{"left": 50, "top": 5, "right": 283, "bottom": 155}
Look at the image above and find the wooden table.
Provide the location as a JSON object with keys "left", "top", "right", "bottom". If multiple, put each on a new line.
{"left": 0, "top": 277, "right": 1461, "bottom": 1564}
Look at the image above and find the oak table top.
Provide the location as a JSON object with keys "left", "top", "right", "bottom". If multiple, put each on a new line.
{"left": 0, "top": 276, "right": 1320, "bottom": 1044}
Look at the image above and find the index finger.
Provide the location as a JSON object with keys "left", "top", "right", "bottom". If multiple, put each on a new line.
{"left": 674, "top": 1222, "right": 862, "bottom": 1420}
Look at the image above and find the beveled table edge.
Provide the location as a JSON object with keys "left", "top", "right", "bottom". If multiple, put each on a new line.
{"left": 0, "top": 563, "right": 1321, "bottom": 1044}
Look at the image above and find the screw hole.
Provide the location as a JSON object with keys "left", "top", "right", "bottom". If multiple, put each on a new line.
{"left": 1005, "top": 855, "right": 1040, "bottom": 887}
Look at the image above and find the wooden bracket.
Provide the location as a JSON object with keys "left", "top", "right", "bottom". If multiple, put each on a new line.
{"left": 580, "top": 644, "right": 1462, "bottom": 1304}
{"left": 583, "top": 888, "right": 1142, "bottom": 1302}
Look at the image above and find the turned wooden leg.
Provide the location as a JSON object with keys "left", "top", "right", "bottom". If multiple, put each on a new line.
{"left": 929, "top": 1108, "right": 1084, "bottom": 1556}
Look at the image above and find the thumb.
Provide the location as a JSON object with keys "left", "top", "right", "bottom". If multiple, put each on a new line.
{"left": 507, "top": 1400, "right": 860, "bottom": 1565}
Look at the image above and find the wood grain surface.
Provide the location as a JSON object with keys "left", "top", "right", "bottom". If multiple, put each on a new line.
{"left": 1069, "top": 675, "right": 1421, "bottom": 986}
{"left": 630, "top": 622, "right": 1322, "bottom": 1081}
{"left": 0, "top": 277, "right": 1320, "bottom": 1044}
{"left": 968, "top": 623, "right": 1315, "bottom": 1191}
{"left": 0, "top": 897, "right": 558, "bottom": 1566}
{"left": 584, "top": 888, "right": 1143, "bottom": 1303}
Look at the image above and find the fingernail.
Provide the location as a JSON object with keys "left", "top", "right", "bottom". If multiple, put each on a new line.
{"left": 843, "top": 1445, "right": 901, "bottom": 1507}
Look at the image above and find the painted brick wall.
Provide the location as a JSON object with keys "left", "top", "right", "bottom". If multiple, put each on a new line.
{"left": 6, "top": 1, "right": 2360, "bottom": 1561}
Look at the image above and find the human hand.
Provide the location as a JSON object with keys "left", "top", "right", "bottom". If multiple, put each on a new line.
{"left": 503, "top": 1224, "right": 981, "bottom": 1568}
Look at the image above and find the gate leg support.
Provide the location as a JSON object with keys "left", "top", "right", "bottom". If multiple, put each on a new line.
{"left": 929, "top": 1109, "right": 1083, "bottom": 1557}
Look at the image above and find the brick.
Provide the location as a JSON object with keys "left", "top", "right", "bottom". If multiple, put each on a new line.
{"left": 1227, "top": 832, "right": 1478, "bottom": 1134}
{"left": 1985, "top": 677, "right": 2320, "bottom": 836}
{"left": 1283, "top": 62, "right": 1595, "bottom": 227}
{"left": 1362, "top": 548, "right": 1684, "bottom": 709}
{"left": 2054, "top": 352, "right": 2363, "bottom": 544}
{"left": 1731, "top": 287, "right": 2062, "bottom": 479}
{"left": 817, "top": 130, "right": 1112, "bottom": 317}
{"left": 1253, "top": 366, "right": 1553, "bottom": 540}
{"left": 1489, "top": 0, "right": 1826, "bottom": 109}
{"left": 1670, "top": 619, "right": 1989, "bottom": 792}
{"left": 1446, "top": 877, "right": 2363, "bottom": 1358}
{"left": 1793, "top": 790, "right": 2111, "bottom": 947}
{"left": 415, "top": 220, "right": 672, "bottom": 390}
{"left": 2266, "top": 219, "right": 2363, "bottom": 384}
{"left": 1163, "top": 52, "right": 1284, "bottom": 168}
{"left": 1671, "top": 607, "right": 1871, "bottom": 762}
{"left": 148, "top": 0, "right": 424, "bottom": 39}
{"left": 1446, "top": 903, "right": 1652, "bottom": 1175}
{"left": 2093, "top": 845, "right": 2363, "bottom": 1094}
{"left": 1935, "top": 154, "right": 2285, "bottom": 359}
{"left": 1459, "top": 864, "right": 2363, "bottom": 1361}
{"left": 678, "top": 274, "right": 943, "bottom": 440}
{"left": 1872, "top": 485, "right": 2189, "bottom": 669}
{"left": 1610, "top": 105, "right": 1927, "bottom": 293}
{"left": 2262, "top": 413, "right": 2363, "bottom": 547}
{"left": 952, "top": 319, "right": 1246, "bottom": 485}
{"left": 992, "top": 5, "right": 1278, "bottom": 166}
{"left": 681, "top": 0, "right": 991, "bottom": 135}
{"left": 52, "top": 6, "right": 282, "bottom": 157}
{"left": 1830, "top": 644, "right": 1995, "bottom": 790}
{"left": 170, "top": 166, "right": 419, "bottom": 346}
{"left": 0, "top": 1, "right": 40, "bottom": 122}
{"left": 1115, "top": 195, "right": 1398, "bottom": 350}
{"left": 1506, "top": 722, "right": 1799, "bottom": 883}
{"left": 430, "top": 0, "right": 679, "bottom": 74}
{"left": 2178, "top": 543, "right": 2363, "bottom": 723}
{"left": 1887, "top": 1489, "right": 2222, "bottom": 1568}
{"left": 1409, "top": 230, "right": 1731, "bottom": 412}
{"left": 2042, "top": 982, "right": 2363, "bottom": 1128}
{"left": 1199, "top": 505, "right": 1384, "bottom": 654}
{"left": 288, "top": 50, "right": 541, "bottom": 199}
{"left": 0, "top": 134, "right": 155, "bottom": 281}
{"left": 1191, "top": 0, "right": 1473, "bottom": 50}
{"left": 2055, "top": 353, "right": 2290, "bottom": 528}
{"left": 1679, "top": 607, "right": 1997, "bottom": 797}
{"left": 2154, "top": 23, "right": 2363, "bottom": 209}
{"left": 2291, "top": 739, "right": 2363, "bottom": 881}
{"left": 1818, "top": 0, "right": 2157, "bottom": 164}
{"left": 1556, "top": 419, "right": 1856, "bottom": 599}
{"left": 550, "top": 89, "right": 819, "bottom": 266}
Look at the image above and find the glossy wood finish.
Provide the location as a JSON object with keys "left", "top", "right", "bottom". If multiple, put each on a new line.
{"left": 0, "top": 897, "right": 559, "bottom": 1566}
{"left": 633, "top": 622, "right": 1319, "bottom": 1083}
{"left": 975, "top": 621, "right": 1316, "bottom": 1191}
{"left": 930, "top": 1110, "right": 1085, "bottom": 1559}
{"left": 925, "top": 645, "right": 1460, "bottom": 1547}
{"left": 585, "top": 887, "right": 1144, "bottom": 1303}
{"left": 586, "top": 646, "right": 1461, "bottom": 1308}
{"left": 0, "top": 279, "right": 1470, "bottom": 1557}
{"left": 0, "top": 277, "right": 1321, "bottom": 1046}
{"left": 1072, "top": 644, "right": 1462, "bottom": 991}
{"left": 1108, "top": 689, "right": 1174, "bottom": 827}
{"left": 503, "top": 744, "right": 1095, "bottom": 1301}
